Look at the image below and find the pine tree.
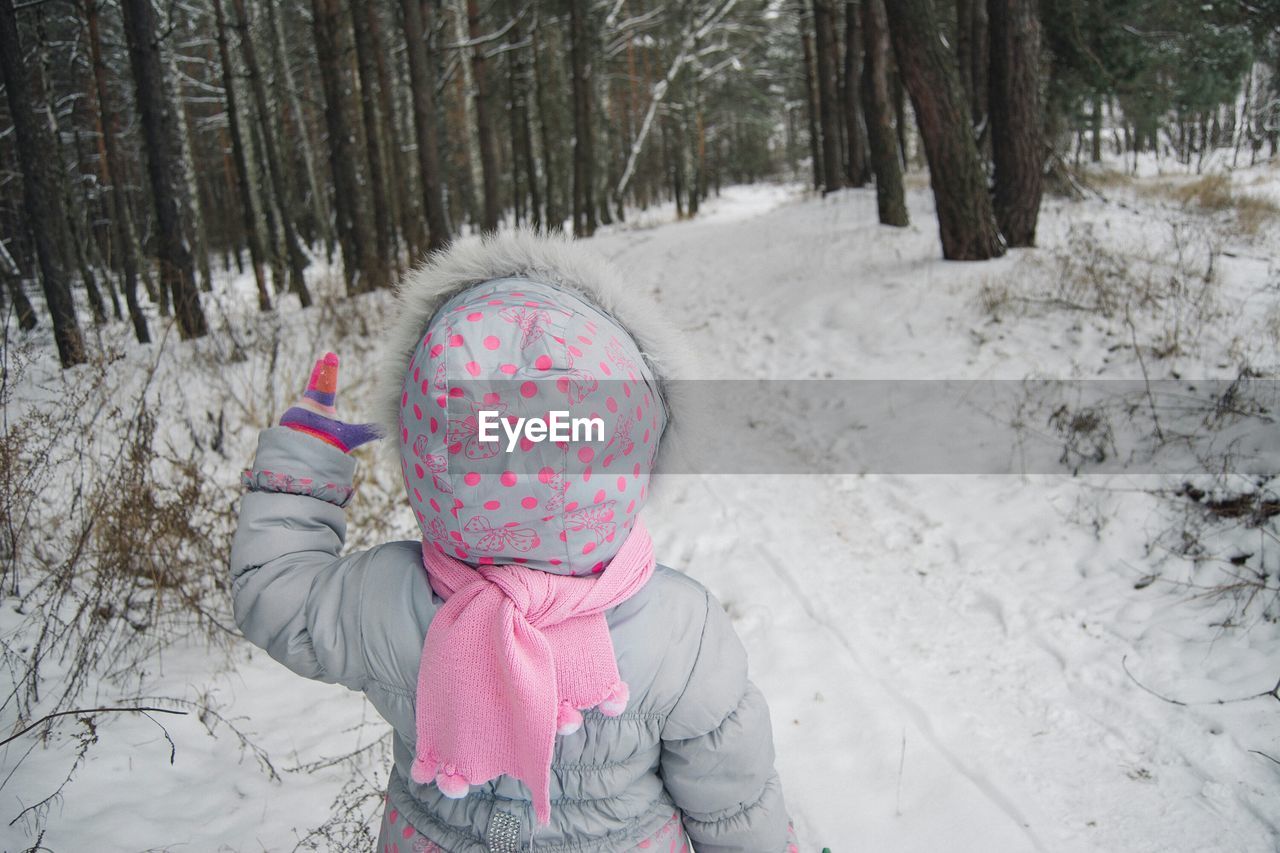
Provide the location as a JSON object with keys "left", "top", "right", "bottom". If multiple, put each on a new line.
{"left": 232, "top": 0, "right": 312, "bottom": 305}
{"left": 212, "top": 0, "right": 272, "bottom": 310}
{"left": 988, "top": 0, "right": 1044, "bottom": 246}
{"left": 0, "top": 0, "right": 86, "bottom": 365}
{"left": 884, "top": 0, "right": 1004, "bottom": 260}
{"left": 118, "top": 0, "right": 209, "bottom": 337}
{"left": 466, "top": 0, "right": 501, "bottom": 232}
{"left": 861, "top": 0, "right": 907, "bottom": 226}
{"left": 85, "top": 0, "right": 150, "bottom": 343}
{"left": 569, "top": 0, "right": 597, "bottom": 236}
{"left": 400, "top": 0, "right": 450, "bottom": 250}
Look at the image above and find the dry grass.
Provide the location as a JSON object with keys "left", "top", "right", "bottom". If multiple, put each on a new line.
{"left": 976, "top": 278, "right": 1016, "bottom": 322}
{"left": 1234, "top": 194, "right": 1280, "bottom": 235}
{"left": 974, "top": 217, "right": 1223, "bottom": 368}
{"left": 1169, "top": 174, "right": 1235, "bottom": 211}
{"left": 1084, "top": 168, "right": 1137, "bottom": 190}
{"left": 0, "top": 338, "right": 237, "bottom": 712}
{"left": 1152, "top": 173, "right": 1279, "bottom": 235}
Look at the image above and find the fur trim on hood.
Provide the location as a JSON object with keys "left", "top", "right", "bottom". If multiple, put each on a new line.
{"left": 378, "top": 228, "right": 692, "bottom": 469}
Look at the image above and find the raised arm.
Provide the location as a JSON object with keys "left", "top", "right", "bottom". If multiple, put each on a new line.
{"left": 229, "top": 353, "right": 388, "bottom": 690}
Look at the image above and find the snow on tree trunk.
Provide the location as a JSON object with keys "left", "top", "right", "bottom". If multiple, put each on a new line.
{"left": 884, "top": 0, "right": 1004, "bottom": 261}
{"left": 0, "top": 0, "right": 84, "bottom": 363}
{"left": 118, "top": 0, "right": 209, "bottom": 338}
{"left": 233, "top": 0, "right": 312, "bottom": 305}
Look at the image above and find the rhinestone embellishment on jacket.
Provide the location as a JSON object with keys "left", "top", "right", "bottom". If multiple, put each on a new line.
{"left": 485, "top": 810, "right": 521, "bottom": 853}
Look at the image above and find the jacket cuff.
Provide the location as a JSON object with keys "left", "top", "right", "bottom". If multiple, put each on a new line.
{"left": 241, "top": 426, "right": 358, "bottom": 507}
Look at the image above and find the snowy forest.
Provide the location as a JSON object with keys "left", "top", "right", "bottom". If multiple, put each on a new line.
{"left": 2, "top": 0, "right": 1280, "bottom": 849}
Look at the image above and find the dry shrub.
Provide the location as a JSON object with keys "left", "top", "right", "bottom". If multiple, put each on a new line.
{"left": 977, "top": 279, "right": 1016, "bottom": 322}
{"left": 0, "top": 333, "right": 237, "bottom": 834}
{"left": 1083, "top": 167, "right": 1136, "bottom": 191}
{"left": 1152, "top": 473, "right": 1280, "bottom": 628}
{"left": 974, "top": 219, "right": 1220, "bottom": 358}
{"left": 1052, "top": 223, "right": 1136, "bottom": 316}
{"left": 1233, "top": 194, "right": 1280, "bottom": 235}
{"left": 0, "top": 273, "right": 396, "bottom": 838}
{"left": 288, "top": 732, "right": 392, "bottom": 851}
{"left": 1170, "top": 174, "right": 1235, "bottom": 211}
{"left": 1156, "top": 174, "right": 1279, "bottom": 236}
{"left": 1053, "top": 222, "right": 1219, "bottom": 361}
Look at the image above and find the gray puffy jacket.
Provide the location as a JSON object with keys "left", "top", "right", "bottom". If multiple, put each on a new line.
{"left": 231, "top": 428, "right": 790, "bottom": 851}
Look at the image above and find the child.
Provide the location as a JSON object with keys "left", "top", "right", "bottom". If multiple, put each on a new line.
{"left": 230, "top": 230, "right": 795, "bottom": 851}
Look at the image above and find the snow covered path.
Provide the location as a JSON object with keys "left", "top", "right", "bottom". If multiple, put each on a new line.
{"left": 590, "top": 184, "right": 1279, "bottom": 852}
{"left": 6, "top": 182, "right": 1277, "bottom": 853}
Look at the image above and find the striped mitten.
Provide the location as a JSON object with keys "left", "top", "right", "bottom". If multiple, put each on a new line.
{"left": 280, "top": 352, "right": 383, "bottom": 452}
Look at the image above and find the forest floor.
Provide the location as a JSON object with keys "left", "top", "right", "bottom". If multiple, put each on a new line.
{"left": 3, "top": 159, "right": 1279, "bottom": 852}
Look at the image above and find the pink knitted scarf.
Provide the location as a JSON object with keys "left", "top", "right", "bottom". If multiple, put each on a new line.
{"left": 411, "top": 518, "right": 656, "bottom": 825}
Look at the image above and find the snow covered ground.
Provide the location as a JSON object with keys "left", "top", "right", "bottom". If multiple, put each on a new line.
{"left": 3, "top": 167, "right": 1278, "bottom": 852}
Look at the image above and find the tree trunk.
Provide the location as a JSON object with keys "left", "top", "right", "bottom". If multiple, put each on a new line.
{"left": 1, "top": 7, "right": 85, "bottom": 358}
{"left": 693, "top": 96, "right": 707, "bottom": 214}
{"left": 568, "top": 0, "right": 596, "bottom": 236}
{"left": 508, "top": 4, "right": 540, "bottom": 228}
{"left": 213, "top": 0, "right": 272, "bottom": 310}
{"left": 450, "top": 0, "right": 481, "bottom": 228}
{"left": 842, "top": 0, "right": 868, "bottom": 186}
{"left": 665, "top": 115, "right": 684, "bottom": 218}
{"left": 861, "top": 0, "right": 907, "bottom": 226}
{"left": 968, "top": 0, "right": 988, "bottom": 139}
{"left": 509, "top": 75, "right": 523, "bottom": 227}
{"left": 1090, "top": 95, "right": 1102, "bottom": 163}
{"left": 0, "top": 245, "right": 38, "bottom": 332}
{"left": 165, "top": 47, "right": 213, "bottom": 294}
{"left": 2, "top": 0, "right": 85, "bottom": 364}
{"left": 118, "top": 0, "right": 209, "bottom": 337}
{"left": 266, "top": 0, "right": 331, "bottom": 254}
{"left": 86, "top": 0, "right": 150, "bottom": 342}
{"left": 31, "top": 11, "right": 109, "bottom": 330}
{"left": 367, "top": 0, "right": 419, "bottom": 258}
{"left": 312, "top": 0, "right": 382, "bottom": 292}
{"left": 5, "top": 281, "right": 38, "bottom": 331}
{"left": 987, "top": 0, "right": 1042, "bottom": 247}
{"left": 245, "top": 88, "right": 289, "bottom": 292}
{"left": 55, "top": 117, "right": 108, "bottom": 326}
{"left": 399, "top": 0, "right": 450, "bottom": 251}
{"left": 63, "top": 161, "right": 107, "bottom": 326}
{"left": 350, "top": 0, "right": 397, "bottom": 277}
{"left": 465, "top": 0, "right": 501, "bottom": 232}
{"left": 233, "top": 0, "right": 312, "bottom": 306}
{"left": 811, "top": 0, "right": 845, "bottom": 193}
{"left": 884, "top": 0, "right": 1003, "bottom": 260}
{"left": 956, "top": 0, "right": 972, "bottom": 112}
{"left": 75, "top": 60, "right": 123, "bottom": 324}
{"left": 893, "top": 66, "right": 907, "bottom": 165}
{"left": 533, "top": 9, "right": 561, "bottom": 230}
{"left": 800, "top": 20, "right": 824, "bottom": 191}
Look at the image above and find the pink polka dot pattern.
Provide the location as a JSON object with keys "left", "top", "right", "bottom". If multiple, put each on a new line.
{"left": 630, "top": 811, "right": 689, "bottom": 851}
{"left": 397, "top": 278, "right": 666, "bottom": 575}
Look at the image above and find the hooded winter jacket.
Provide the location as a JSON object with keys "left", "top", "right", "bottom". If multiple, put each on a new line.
{"left": 230, "top": 231, "right": 792, "bottom": 852}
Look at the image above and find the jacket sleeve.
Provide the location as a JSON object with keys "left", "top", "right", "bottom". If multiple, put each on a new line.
{"left": 660, "top": 590, "right": 791, "bottom": 853}
{"left": 229, "top": 426, "right": 389, "bottom": 692}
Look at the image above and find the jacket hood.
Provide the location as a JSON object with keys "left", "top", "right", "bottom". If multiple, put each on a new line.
{"left": 378, "top": 229, "right": 689, "bottom": 575}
